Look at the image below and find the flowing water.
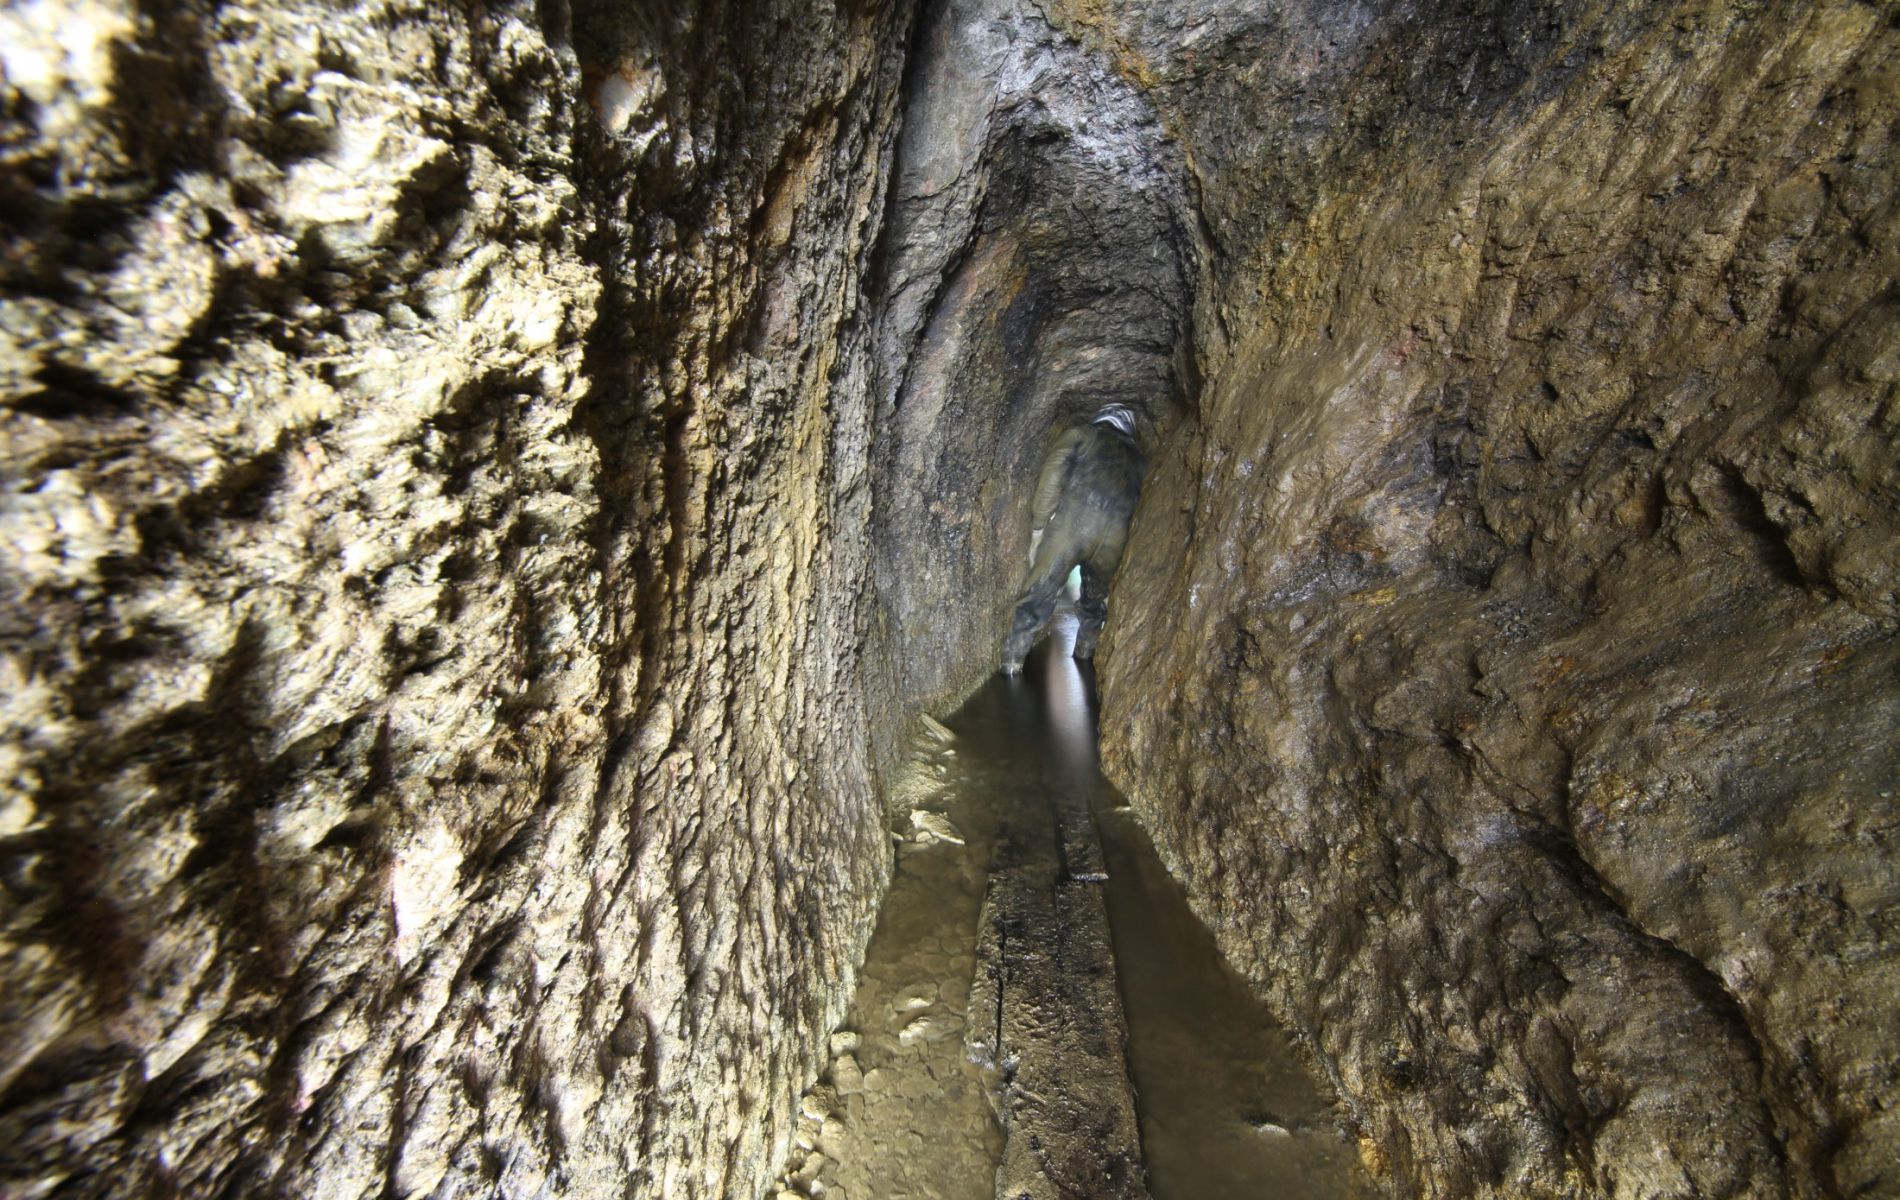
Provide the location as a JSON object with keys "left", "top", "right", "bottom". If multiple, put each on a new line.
{"left": 785, "top": 617, "right": 1368, "bottom": 1200}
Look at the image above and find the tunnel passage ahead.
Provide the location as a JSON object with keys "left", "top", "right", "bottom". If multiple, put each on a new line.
{"left": 860, "top": 0, "right": 1900, "bottom": 1192}
{"left": 4, "top": 0, "right": 1894, "bottom": 1197}
{"left": 864, "top": 0, "right": 1198, "bottom": 742}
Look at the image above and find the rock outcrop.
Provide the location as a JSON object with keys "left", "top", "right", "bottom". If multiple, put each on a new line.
{"left": 1, "top": 0, "right": 910, "bottom": 1196}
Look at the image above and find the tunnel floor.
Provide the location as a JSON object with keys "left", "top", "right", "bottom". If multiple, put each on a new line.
{"left": 780, "top": 617, "right": 1370, "bottom": 1200}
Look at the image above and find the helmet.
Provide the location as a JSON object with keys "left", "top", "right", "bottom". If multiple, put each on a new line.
{"left": 1090, "top": 404, "right": 1137, "bottom": 437}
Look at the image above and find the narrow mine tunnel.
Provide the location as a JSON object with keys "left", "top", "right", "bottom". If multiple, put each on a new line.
{"left": 2, "top": 1, "right": 1897, "bottom": 1198}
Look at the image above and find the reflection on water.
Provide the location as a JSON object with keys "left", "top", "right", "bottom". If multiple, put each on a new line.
{"left": 792, "top": 616, "right": 1365, "bottom": 1199}
{"left": 1034, "top": 615, "right": 1099, "bottom": 778}
{"left": 1014, "top": 615, "right": 1369, "bottom": 1200}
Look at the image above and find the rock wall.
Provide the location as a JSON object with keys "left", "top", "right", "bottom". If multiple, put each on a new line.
{"left": 0, "top": 1, "right": 911, "bottom": 1196}
{"left": 1097, "top": 2, "right": 1900, "bottom": 1196}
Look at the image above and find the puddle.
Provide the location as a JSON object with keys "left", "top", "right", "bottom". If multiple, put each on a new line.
{"left": 785, "top": 616, "right": 1367, "bottom": 1199}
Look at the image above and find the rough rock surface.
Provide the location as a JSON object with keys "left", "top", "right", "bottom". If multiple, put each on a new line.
{"left": 1093, "top": 2, "right": 1900, "bottom": 1196}
{"left": 0, "top": 1, "right": 910, "bottom": 1197}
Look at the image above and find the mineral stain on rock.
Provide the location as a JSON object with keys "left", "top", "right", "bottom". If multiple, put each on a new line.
{"left": 2, "top": 0, "right": 1897, "bottom": 1197}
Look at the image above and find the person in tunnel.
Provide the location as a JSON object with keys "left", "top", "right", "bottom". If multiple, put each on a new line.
{"left": 1002, "top": 403, "right": 1147, "bottom": 676}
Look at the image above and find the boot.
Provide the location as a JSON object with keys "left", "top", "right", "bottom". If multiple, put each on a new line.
{"left": 1002, "top": 609, "right": 1040, "bottom": 675}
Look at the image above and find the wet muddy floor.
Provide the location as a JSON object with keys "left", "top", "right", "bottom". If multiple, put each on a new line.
{"left": 783, "top": 618, "right": 1368, "bottom": 1200}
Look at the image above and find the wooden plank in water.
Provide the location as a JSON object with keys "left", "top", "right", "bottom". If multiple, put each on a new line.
{"left": 966, "top": 789, "right": 1149, "bottom": 1200}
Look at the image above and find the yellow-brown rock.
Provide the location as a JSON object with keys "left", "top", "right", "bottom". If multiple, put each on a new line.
{"left": 1, "top": 1, "right": 911, "bottom": 1197}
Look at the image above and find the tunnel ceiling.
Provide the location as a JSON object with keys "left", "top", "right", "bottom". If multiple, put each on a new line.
{"left": 1, "top": 0, "right": 1896, "bottom": 1198}
{"left": 866, "top": 0, "right": 1198, "bottom": 728}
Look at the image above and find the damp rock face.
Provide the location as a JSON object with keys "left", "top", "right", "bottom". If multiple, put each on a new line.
{"left": 0, "top": 0, "right": 910, "bottom": 1197}
{"left": 860, "top": 2, "right": 1898, "bottom": 1186}
{"left": 1090, "top": 2, "right": 1900, "bottom": 1196}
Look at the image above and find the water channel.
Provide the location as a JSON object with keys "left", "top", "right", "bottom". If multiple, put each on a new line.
{"left": 782, "top": 617, "right": 1368, "bottom": 1200}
